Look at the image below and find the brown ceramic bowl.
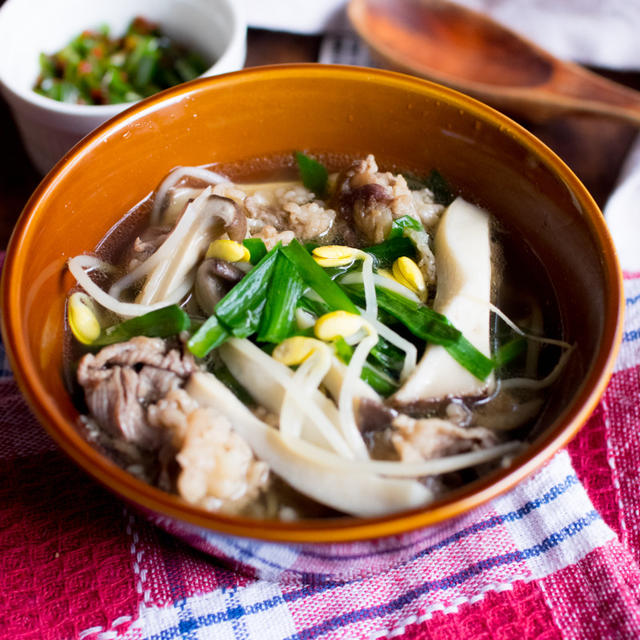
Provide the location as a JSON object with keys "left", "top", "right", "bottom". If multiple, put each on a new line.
{"left": 0, "top": 65, "right": 623, "bottom": 581}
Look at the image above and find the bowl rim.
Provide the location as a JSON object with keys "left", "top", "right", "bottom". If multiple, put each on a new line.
{"left": 0, "top": 0, "right": 246, "bottom": 116}
{"left": 1, "top": 64, "right": 625, "bottom": 543}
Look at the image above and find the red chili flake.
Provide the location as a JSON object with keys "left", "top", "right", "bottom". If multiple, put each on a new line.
{"left": 91, "top": 46, "right": 104, "bottom": 59}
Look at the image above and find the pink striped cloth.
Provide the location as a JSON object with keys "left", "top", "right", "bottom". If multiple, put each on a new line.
{"left": 2, "top": 257, "right": 640, "bottom": 640}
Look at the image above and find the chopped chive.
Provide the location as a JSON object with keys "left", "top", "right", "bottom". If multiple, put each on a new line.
{"left": 333, "top": 337, "right": 398, "bottom": 396}
{"left": 215, "top": 245, "right": 280, "bottom": 336}
{"left": 388, "top": 215, "right": 424, "bottom": 239}
{"left": 341, "top": 282, "right": 493, "bottom": 380}
{"left": 282, "top": 240, "right": 358, "bottom": 314}
{"left": 297, "top": 295, "right": 330, "bottom": 318}
{"left": 369, "top": 337, "right": 406, "bottom": 373}
{"left": 295, "top": 151, "right": 328, "bottom": 198}
{"left": 445, "top": 336, "right": 495, "bottom": 380}
{"left": 363, "top": 236, "right": 416, "bottom": 268}
{"left": 341, "top": 283, "right": 459, "bottom": 344}
{"left": 257, "top": 253, "right": 305, "bottom": 343}
{"left": 187, "top": 314, "right": 229, "bottom": 358}
{"left": 243, "top": 238, "right": 267, "bottom": 264}
{"left": 94, "top": 305, "right": 190, "bottom": 346}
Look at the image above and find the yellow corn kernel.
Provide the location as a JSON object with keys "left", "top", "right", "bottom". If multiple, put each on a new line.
{"left": 206, "top": 239, "right": 250, "bottom": 263}
{"left": 392, "top": 256, "right": 426, "bottom": 299}
{"left": 272, "top": 336, "right": 322, "bottom": 366}
{"left": 312, "top": 245, "right": 360, "bottom": 268}
{"left": 68, "top": 292, "right": 101, "bottom": 345}
{"left": 314, "top": 311, "right": 366, "bottom": 342}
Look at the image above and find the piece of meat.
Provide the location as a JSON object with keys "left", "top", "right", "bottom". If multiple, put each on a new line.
{"left": 251, "top": 225, "right": 295, "bottom": 250}
{"left": 283, "top": 201, "right": 336, "bottom": 240}
{"left": 244, "top": 192, "right": 287, "bottom": 229}
{"left": 333, "top": 154, "right": 444, "bottom": 247}
{"left": 357, "top": 398, "right": 398, "bottom": 433}
{"left": 411, "top": 189, "right": 445, "bottom": 229}
{"left": 77, "top": 337, "right": 197, "bottom": 449}
{"left": 390, "top": 413, "right": 497, "bottom": 462}
{"left": 331, "top": 155, "right": 408, "bottom": 245}
{"left": 173, "top": 406, "right": 268, "bottom": 513}
{"left": 127, "top": 227, "right": 171, "bottom": 271}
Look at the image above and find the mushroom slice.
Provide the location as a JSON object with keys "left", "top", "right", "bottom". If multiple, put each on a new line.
{"left": 186, "top": 371, "right": 432, "bottom": 517}
{"left": 137, "top": 193, "right": 242, "bottom": 305}
{"left": 394, "top": 197, "right": 495, "bottom": 403}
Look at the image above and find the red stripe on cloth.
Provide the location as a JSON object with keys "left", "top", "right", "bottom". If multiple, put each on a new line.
{"left": 567, "top": 402, "right": 622, "bottom": 537}
{"left": 395, "top": 580, "right": 561, "bottom": 640}
{"left": 540, "top": 541, "right": 640, "bottom": 638}
{"left": 0, "top": 447, "right": 140, "bottom": 639}
{"left": 600, "top": 364, "right": 640, "bottom": 560}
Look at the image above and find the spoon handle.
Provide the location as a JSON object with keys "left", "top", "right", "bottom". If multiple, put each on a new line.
{"left": 538, "top": 63, "right": 640, "bottom": 126}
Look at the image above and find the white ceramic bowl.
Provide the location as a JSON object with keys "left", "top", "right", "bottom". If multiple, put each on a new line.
{"left": 0, "top": 0, "right": 246, "bottom": 174}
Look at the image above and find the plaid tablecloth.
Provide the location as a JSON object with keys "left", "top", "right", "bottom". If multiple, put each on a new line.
{"left": 2, "top": 252, "right": 640, "bottom": 640}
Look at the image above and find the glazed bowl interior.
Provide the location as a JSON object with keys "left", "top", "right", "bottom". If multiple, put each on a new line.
{"left": 1, "top": 65, "right": 622, "bottom": 543}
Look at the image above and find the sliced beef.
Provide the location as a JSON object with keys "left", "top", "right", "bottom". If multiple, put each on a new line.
{"left": 77, "top": 337, "right": 197, "bottom": 450}
{"left": 391, "top": 413, "right": 497, "bottom": 462}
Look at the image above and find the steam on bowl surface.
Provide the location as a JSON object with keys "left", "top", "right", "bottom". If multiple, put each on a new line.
{"left": 0, "top": 0, "right": 246, "bottom": 174}
{"left": 0, "top": 65, "right": 623, "bottom": 581}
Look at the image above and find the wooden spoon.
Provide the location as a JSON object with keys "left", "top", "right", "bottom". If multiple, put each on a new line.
{"left": 348, "top": 0, "right": 640, "bottom": 125}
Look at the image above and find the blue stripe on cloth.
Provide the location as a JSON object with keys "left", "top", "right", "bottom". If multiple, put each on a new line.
{"left": 227, "top": 587, "right": 251, "bottom": 640}
{"left": 626, "top": 293, "right": 640, "bottom": 306}
{"left": 284, "top": 510, "right": 601, "bottom": 640}
{"left": 219, "top": 473, "right": 580, "bottom": 579}
{"left": 142, "top": 509, "right": 601, "bottom": 640}
{"left": 623, "top": 329, "right": 640, "bottom": 343}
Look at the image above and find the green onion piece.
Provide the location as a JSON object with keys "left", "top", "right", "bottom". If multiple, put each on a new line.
{"left": 341, "top": 282, "right": 493, "bottom": 379}
{"left": 361, "top": 366, "right": 400, "bottom": 397}
{"left": 445, "top": 336, "right": 495, "bottom": 380}
{"left": 369, "top": 337, "right": 406, "bottom": 373}
{"left": 342, "top": 283, "right": 458, "bottom": 344}
{"left": 187, "top": 314, "right": 230, "bottom": 358}
{"left": 333, "top": 335, "right": 353, "bottom": 363}
{"left": 215, "top": 245, "right": 279, "bottom": 336}
{"left": 295, "top": 151, "right": 328, "bottom": 198}
{"left": 297, "top": 295, "right": 330, "bottom": 319}
{"left": 403, "top": 169, "right": 455, "bottom": 205}
{"left": 388, "top": 215, "right": 424, "bottom": 239}
{"left": 333, "top": 337, "right": 398, "bottom": 396}
{"left": 257, "top": 253, "right": 305, "bottom": 343}
{"left": 94, "top": 305, "right": 190, "bottom": 347}
{"left": 243, "top": 238, "right": 267, "bottom": 264}
{"left": 493, "top": 337, "right": 527, "bottom": 368}
{"left": 363, "top": 236, "right": 416, "bottom": 268}
{"left": 282, "top": 240, "right": 358, "bottom": 314}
